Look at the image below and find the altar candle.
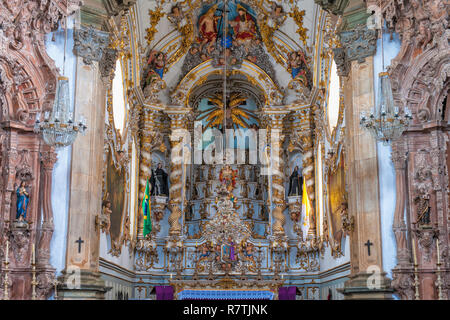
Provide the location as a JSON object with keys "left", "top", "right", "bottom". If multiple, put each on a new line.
{"left": 5, "top": 240, "right": 9, "bottom": 263}
{"left": 195, "top": 241, "right": 198, "bottom": 248}
{"left": 412, "top": 238, "right": 417, "bottom": 266}
{"left": 436, "top": 239, "right": 440, "bottom": 265}
{"left": 170, "top": 273, "right": 173, "bottom": 279}
{"left": 32, "top": 244, "right": 35, "bottom": 264}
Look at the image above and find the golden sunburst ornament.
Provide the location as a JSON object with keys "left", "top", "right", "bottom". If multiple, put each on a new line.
{"left": 197, "top": 92, "right": 258, "bottom": 130}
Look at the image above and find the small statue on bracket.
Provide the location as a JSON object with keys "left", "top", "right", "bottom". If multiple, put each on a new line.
{"left": 16, "top": 181, "right": 29, "bottom": 222}
{"left": 98, "top": 199, "right": 112, "bottom": 234}
{"left": 150, "top": 163, "right": 169, "bottom": 196}
{"left": 415, "top": 195, "right": 431, "bottom": 227}
{"left": 288, "top": 166, "right": 303, "bottom": 196}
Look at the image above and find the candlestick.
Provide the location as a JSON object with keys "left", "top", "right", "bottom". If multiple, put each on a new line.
{"left": 5, "top": 240, "right": 9, "bottom": 263}
{"left": 54, "top": 280, "right": 58, "bottom": 300}
{"left": 412, "top": 237, "right": 420, "bottom": 300}
{"left": 436, "top": 238, "right": 440, "bottom": 265}
{"left": 170, "top": 273, "right": 173, "bottom": 279}
{"left": 32, "top": 243, "right": 35, "bottom": 265}
{"left": 195, "top": 241, "right": 197, "bottom": 248}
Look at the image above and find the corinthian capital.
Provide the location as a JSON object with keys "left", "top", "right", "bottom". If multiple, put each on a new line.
{"left": 339, "top": 25, "right": 378, "bottom": 64}
{"left": 73, "top": 26, "right": 111, "bottom": 65}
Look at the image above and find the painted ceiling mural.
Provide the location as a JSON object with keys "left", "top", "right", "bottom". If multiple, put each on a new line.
{"left": 137, "top": 0, "right": 317, "bottom": 107}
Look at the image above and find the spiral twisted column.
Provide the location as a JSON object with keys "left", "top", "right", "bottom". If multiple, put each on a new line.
{"left": 262, "top": 108, "right": 290, "bottom": 237}
{"left": 301, "top": 133, "right": 316, "bottom": 238}
{"left": 290, "top": 108, "right": 317, "bottom": 239}
{"left": 165, "top": 108, "right": 192, "bottom": 238}
{"left": 137, "top": 108, "right": 163, "bottom": 238}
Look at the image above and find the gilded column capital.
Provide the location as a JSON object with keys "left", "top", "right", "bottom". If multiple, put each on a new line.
{"left": 165, "top": 107, "right": 193, "bottom": 129}
{"left": 261, "top": 107, "right": 290, "bottom": 129}
{"left": 335, "top": 25, "right": 378, "bottom": 75}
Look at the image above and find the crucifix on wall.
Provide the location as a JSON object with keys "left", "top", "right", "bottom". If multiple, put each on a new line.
{"left": 75, "top": 237, "right": 84, "bottom": 253}
{"left": 364, "top": 240, "right": 373, "bottom": 256}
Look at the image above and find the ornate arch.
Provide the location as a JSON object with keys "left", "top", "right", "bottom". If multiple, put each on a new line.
{"left": 170, "top": 60, "right": 284, "bottom": 107}
{"left": 390, "top": 46, "right": 450, "bottom": 123}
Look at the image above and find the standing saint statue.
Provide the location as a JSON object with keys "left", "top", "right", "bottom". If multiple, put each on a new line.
{"left": 150, "top": 163, "right": 169, "bottom": 196}
{"left": 16, "top": 181, "right": 29, "bottom": 221}
{"left": 288, "top": 166, "right": 303, "bottom": 196}
{"left": 223, "top": 236, "right": 236, "bottom": 261}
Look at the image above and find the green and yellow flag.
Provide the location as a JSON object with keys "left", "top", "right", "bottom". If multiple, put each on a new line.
{"left": 142, "top": 179, "right": 152, "bottom": 237}
{"left": 302, "top": 178, "right": 311, "bottom": 227}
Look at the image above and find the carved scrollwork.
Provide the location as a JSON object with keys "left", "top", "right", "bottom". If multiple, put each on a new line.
{"left": 73, "top": 26, "right": 110, "bottom": 66}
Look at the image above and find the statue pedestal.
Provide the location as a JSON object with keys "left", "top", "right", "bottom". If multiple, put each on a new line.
{"left": 57, "top": 270, "right": 108, "bottom": 300}
{"left": 338, "top": 272, "right": 394, "bottom": 300}
{"left": 11, "top": 219, "right": 30, "bottom": 231}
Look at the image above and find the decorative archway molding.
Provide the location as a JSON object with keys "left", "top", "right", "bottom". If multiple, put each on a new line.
{"left": 170, "top": 60, "right": 284, "bottom": 108}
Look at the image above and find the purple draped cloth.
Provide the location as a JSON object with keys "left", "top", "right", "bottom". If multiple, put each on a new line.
{"left": 155, "top": 286, "right": 174, "bottom": 300}
{"left": 278, "top": 286, "right": 296, "bottom": 300}
{"left": 230, "top": 242, "right": 235, "bottom": 260}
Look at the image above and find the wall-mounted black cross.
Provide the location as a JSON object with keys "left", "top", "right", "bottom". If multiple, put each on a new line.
{"left": 75, "top": 237, "right": 84, "bottom": 253}
{"left": 365, "top": 240, "right": 373, "bottom": 256}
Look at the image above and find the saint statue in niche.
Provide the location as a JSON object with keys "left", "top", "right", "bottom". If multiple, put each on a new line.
{"left": 288, "top": 166, "right": 303, "bottom": 196}
{"left": 150, "top": 163, "right": 169, "bottom": 196}
{"left": 16, "top": 181, "right": 29, "bottom": 221}
{"left": 415, "top": 196, "right": 431, "bottom": 226}
{"left": 243, "top": 242, "right": 254, "bottom": 258}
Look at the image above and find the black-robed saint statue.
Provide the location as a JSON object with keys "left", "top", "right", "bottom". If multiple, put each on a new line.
{"left": 150, "top": 163, "right": 169, "bottom": 196}
{"left": 288, "top": 166, "right": 303, "bottom": 196}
